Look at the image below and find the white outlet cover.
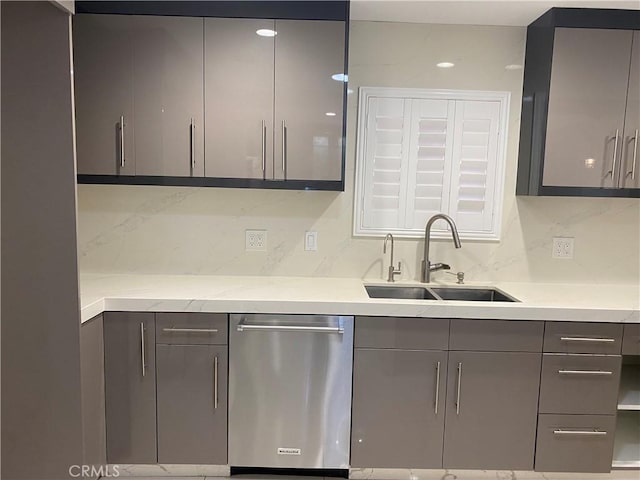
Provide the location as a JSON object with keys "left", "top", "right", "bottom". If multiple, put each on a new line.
{"left": 246, "top": 230, "right": 267, "bottom": 251}
{"left": 552, "top": 237, "right": 574, "bottom": 259}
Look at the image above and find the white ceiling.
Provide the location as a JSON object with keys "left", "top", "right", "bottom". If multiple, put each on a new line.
{"left": 350, "top": 0, "right": 640, "bottom": 26}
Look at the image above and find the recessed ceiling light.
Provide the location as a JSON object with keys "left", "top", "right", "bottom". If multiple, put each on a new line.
{"left": 331, "top": 73, "right": 348, "bottom": 82}
{"left": 256, "top": 29, "right": 277, "bottom": 37}
{"left": 437, "top": 62, "right": 455, "bottom": 68}
{"left": 325, "top": 112, "right": 337, "bottom": 117}
{"left": 505, "top": 64, "right": 523, "bottom": 70}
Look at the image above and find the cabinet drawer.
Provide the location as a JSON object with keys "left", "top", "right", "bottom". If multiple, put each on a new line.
{"left": 622, "top": 324, "right": 640, "bottom": 355}
{"left": 539, "top": 354, "right": 621, "bottom": 414}
{"left": 449, "top": 319, "right": 543, "bottom": 352}
{"left": 544, "top": 322, "right": 623, "bottom": 354}
{"left": 156, "top": 313, "right": 228, "bottom": 345}
{"left": 535, "top": 414, "right": 616, "bottom": 473}
{"left": 354, "top": 317, "right": 449, "bottom": 350}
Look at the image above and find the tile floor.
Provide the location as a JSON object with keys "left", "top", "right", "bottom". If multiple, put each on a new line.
{"left": 112, "top": 472, "right": 640, "bottom": 480}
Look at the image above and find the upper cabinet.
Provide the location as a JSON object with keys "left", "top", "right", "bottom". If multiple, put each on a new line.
{"left": 517, "top": 8, "right": 640, "bottom": 198}
{"left": 73, "top": 3, "right": 348, "bottom": 191}
{"left": 204, "top": 18, "right": 345, "bottom": 183}
{"left": 74, "top": 15, "right": 204, "bottom": 178}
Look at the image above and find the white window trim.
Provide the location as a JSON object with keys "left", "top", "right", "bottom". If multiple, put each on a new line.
{"left": 353, "top": 86, "right": 510, "bottom": 241}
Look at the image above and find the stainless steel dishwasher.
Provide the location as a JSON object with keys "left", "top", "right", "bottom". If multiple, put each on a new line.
{"left": 229, "top": 314, "right": 354, "bottom": 470}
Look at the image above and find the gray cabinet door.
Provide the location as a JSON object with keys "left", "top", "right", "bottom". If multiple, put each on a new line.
{"left": 543, "top": 28, "right": 633, "bottom": 188}
{"left": 80, "top": 315, "right": 106, "bottom": 473}
{"left": 204, "top": 18, "right": 275, "bottom": 179}
{"left": 131, "top": 16, "right": 204, "bottom": 177}
{"left": 351, "top": 349, "right": 447, "bottom": 468}
{"left": 443, "top": 351, "right": 541, "bottom": 470}
{"left": 74, "top": 15, "right": 135, "bottom": 176}
{"left": 621, "top": 31, "right": 640, "bottom": 189}
{"left": 274, "top": 20, "right": 345, "bottom": 181}
{"left": 104, "top": 312, "right": 156, "bottom": 464}
{"left": 157, "top": 344, "right": 228, "bottom": 464}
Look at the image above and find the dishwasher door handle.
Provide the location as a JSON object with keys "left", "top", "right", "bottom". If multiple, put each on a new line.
{"left": 237, "top": 319, "right": 344, "bottom": 334}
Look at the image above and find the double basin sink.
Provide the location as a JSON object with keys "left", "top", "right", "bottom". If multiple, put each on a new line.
{"left": 365, "top": 284, "right": 519, "bottom": 302}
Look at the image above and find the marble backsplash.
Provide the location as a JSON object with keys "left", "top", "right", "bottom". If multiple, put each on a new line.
{"left": 76, "top": 22, "right": 640, "bottom": 286}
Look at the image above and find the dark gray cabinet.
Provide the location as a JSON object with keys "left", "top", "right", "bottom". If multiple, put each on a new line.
{"left": 351, "top": 317, "right": 449, "bottom": 468}
{"left": 442, "top": 351, "right": 542, "bottom": 470}
{"left": 536, "top": 321, "right": 622, "bottom": 473}
{"left": 351, "top": 349, "right": 447, "bottom": 468}
{"left": 104, "top": 312, "right": 157, "bottom": 464}
{"left": 74, "top": 14, "right": 204, "bottom": 178}
{"left": 80, "top": 315, "right": 106, "bottom": 475}
{"left": 156, "top": 313, "right": 228, "bottom": 464}
{"left": 156, "top": 344, "right": 228, "bottom": 464}
{"left": 517, "top": 9, "right": 640, "bottom": 197}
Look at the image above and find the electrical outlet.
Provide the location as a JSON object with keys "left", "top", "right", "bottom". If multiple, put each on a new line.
{"left": 552, "top": 237, "right": 574, "bottom": 259}
{"left": 304, "top": 231, "right": 318, "bottom": 251}
{"left": 245, "top": 230, "right": 267, "bottom": 251}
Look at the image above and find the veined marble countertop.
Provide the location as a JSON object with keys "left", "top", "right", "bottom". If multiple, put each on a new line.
{"left": 79, "top": 273, "right": 640, "bottom": 324}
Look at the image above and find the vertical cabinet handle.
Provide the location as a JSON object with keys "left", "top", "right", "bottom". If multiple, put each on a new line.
{"left": 627, "top": 129, "right": 638, "bottom": 181}
{"left": 434, "top": 361, "right": 441, "bottom": 415}
{"left": 282, "top": 120, "right": 287, "bottom": 179}
{"left": 190, "top": 118, "right": 196, "bottom": 171}
{"left": 608, "top": 129, "right": 619, "bottom": 180}
{"left": 213, "top": 355, "right": 219, "bottom": 410}
{"left": 119, "top": 115, "right": 126, "bottom": 168}
{"left": 455, "top": 362, "right": 462, "bottom": 415}
{"left": 261, "top": 120, "right": 266, "bottom": 179}
{"left": 140, "top": 322, "right": 146, "bottom": 377}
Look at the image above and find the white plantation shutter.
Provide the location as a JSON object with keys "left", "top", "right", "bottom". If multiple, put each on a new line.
{"left": 355, "top": 88, "right": 508, "bottom": 241}
{"left": 449, "top": 100, "right": 501, "bottom": 233}
{"left": 405, "top": 99, "right": 455, "bottom": 231}
{"left": 361, "top": 97, "right": 411, "bottom": 230}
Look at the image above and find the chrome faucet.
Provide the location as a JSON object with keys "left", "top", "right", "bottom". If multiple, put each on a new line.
{"left": 383, "top": 234, "right": 402, "bottom": 282}
{"left": 421, "top": 214, "right": 462, "bottom": 283}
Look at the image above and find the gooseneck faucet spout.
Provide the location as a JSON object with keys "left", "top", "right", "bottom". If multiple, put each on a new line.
{"left": 383, "top": 233, "right": 402, "bottom": 282}
{"left": 421, "top": 213, "right": 462, "bottom": 283}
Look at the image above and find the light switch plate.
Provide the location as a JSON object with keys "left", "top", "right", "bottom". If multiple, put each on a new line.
{"left": 304, "top": 231, "right": 318, "bottom": 251}
{"left": 246, "top": 230, "right": 267, "bottom": 251}
{"left": 552, "top": 237, "right": 574, "bottom": 259}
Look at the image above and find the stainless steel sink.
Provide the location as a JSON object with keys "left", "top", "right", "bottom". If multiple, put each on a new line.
{"left": 365, "top": 285, "right": 438, "bottom": 300}
{"left": 365, "top": 285, "right": 519, "bottom": 302}
{"left": 429, "top": 287, "right": 519, "bottom": 302}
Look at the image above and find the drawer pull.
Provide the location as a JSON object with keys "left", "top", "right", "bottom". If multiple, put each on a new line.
{"left": 560, "top": 336, "right": 615, "bottom": 343}
{"left": 162, "top": 328, "right": 219, "bottom": 334}
{"left": 434, "top": 361, "right": 441, "bottom": 415}
{"left": 553, "top": 429, "right": 607, "bottom": 437}
{"left": 558, "top": 369, "right": 613, "bottom": 376}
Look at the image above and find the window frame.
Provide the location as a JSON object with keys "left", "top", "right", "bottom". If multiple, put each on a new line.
{"left": 353, "top": 86, "right": 510, "bottom": 241}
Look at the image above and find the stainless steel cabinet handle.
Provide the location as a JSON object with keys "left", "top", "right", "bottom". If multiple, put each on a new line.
{"left": 282, "top": 120, "right": 287, "bottom": 179}
{"left": 213, "top": 355, "right": 219, "bottom": 410}
{"left": 455, "top": 362, "right": 462, "bottom": 415}
{"left": 434, "top": 361, "right": 441, "bottom": 415}
{"left": 119, "top": 115, "right": 126, "bottom": 168}
{"left": 560, "top": 336, "right": 615, "bottom": 343}
{"left": 237, "top": 324, "right": 344, "bottom": 334}
{"left": 607, "top": 129, "right": 619, "bottom": 180}
{"left": 627, "top": 129, "right": 638, "bottom": 181}
{"left": 558, "top": 369, "right": 613, "bottom": 376}
{"left": 553, "top": 429, "right": 607, "bottom": 437}
{"left": 140, "top": 322, "right": 146, "bottom": 377}
{"left": 261, "top": 120, "right": 266, "bottom": 178}
{"left": 190, "top": 118, "right": 196, "bottom": 170}
{"left": 162, "top": 327, "right": 218, "bottom": 334}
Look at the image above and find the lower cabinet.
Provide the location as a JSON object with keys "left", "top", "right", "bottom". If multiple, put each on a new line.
{"left": 156, "top": 344, "right": 228, "bottom": 464}
{"left": 104, "top": 312, "right": 157, "bottom": 464}
{"left": 351, "top": 349, "right": 447, "bottom": 468}
{"left": 442, "top": 351, "right": 542, "bottom": 470}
